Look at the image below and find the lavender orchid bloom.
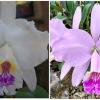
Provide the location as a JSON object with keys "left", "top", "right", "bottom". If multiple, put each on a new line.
{"left": 83, "top": 3, "right": 100, "bottom": 94}
{"left": 50, "top": 3, "right": 100, "bottom": 95}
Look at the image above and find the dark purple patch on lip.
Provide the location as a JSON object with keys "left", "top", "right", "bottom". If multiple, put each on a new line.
{"left": 83, "top": 72, "right": 100, "bottom": 95}
{"left": 0, "top": 61, "right": 15, "bottom": 87}
{"left": 0, "top": 73, "right": 15, "bottom": 86}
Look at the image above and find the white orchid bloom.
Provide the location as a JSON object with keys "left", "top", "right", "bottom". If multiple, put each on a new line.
{"left": 0, "top": 1, "right": 48, "bottom": 95}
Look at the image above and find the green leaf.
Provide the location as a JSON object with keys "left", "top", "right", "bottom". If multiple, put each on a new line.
{"left": 50, "top": 1, "right": 56, "bottom": 6}
{"left": 16, "top": 86, "right": 48, "bottom": 98}
{"left": 81, "top": 3, "right": 91, "bottom": 26}
{"left": 84, "top": 1, "right": 94, "bottom": 5}
{"left": 55, "top": 15, "right": 66, "bottom": 20}
{"left": 57, "top": 62, "right": 64, "bottom": 70}
{"left": 16, "top": 87, "right": 33, "bottom": 98}
{"left": 66, "top": 1, "right": 75, "bottom": 14}
{"left": 55, "top": 12, "right": 66, "bottom": 20}
{"left": 32, "top": 86, "right": 48, "bottom": 98}
{"left": 86, "top": 15, "right": 90, "bottom": 33}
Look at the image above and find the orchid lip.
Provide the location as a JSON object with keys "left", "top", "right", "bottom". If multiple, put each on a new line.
{"left": 0, "top": 61, "right": 15, "bottom": 87}
{"left": 83, "top": 72, "right": 100, "bottom": 95}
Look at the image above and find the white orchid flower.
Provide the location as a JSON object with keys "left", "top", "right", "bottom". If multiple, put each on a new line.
{"left": 0, "top": 2, "right": 48, "bottom": 95}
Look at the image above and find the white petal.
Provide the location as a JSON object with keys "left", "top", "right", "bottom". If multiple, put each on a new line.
{"left": 0, "top": 1, "right": 16, "bottom": 23}
{"left": 12, "top": 56, "right": 23, "bottom": 89}
{"left": 5, "top": 86, "right": 16, "bottom": 95}
{"left": 14, "top": 70, "right": 23, "bottom": 89}
{"left": 0, "top": 20, "right": 6, "bottom": 46}
{"left": 5, "top": 19, "right": 48, "bottom": 68}
{"left": 21, "top": 68, "right": 37, "bottom": 91}
{"left": 0, "top": 87, "right": 4, "bottom": 96}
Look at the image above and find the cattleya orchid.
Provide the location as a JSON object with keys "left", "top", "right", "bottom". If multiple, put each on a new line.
{"left": 50, "top": 3, "right": 100, "bottom": 95}
{"left": 0, "top": 19, "right": 48, "bottom": 96}
{"left": 0, "top": 2, "right": 48, "bottom": 95}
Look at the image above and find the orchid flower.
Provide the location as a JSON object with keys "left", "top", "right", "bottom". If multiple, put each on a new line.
{"left": 50, "top": 6, "right": 82, "bottom": 84}
{"left": 0, "top": 1, "right": 48, "bottom": 96}
{"left": 0, "top": 19, "right": 48, "bottom": 95}
{"left": 50, "top": 3, "right": 100, "bottom": 95}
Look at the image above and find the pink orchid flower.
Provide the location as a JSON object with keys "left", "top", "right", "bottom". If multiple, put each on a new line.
{"left": 50, "top": 3, "right": 100, "bottom": 95}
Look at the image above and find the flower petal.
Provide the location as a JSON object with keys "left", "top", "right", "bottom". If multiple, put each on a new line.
{"left": 52, "top": 29, "right": 94, "bottom": 63}
{"left": 52, "top": 42, "right": 91, "bottom": 66}
{"left": 83, "top": 72, "right": 91, "bottom": 81}
{"left": 91, "top": 50, "right": 100, "bottom": 72}
{"left": 83, "top": 79, "right": 94, "bottom": 94}
{"left": 0, "top": 43, "right": 36, "bottom": 91}
{"left": 72, "top": 6, "right": 82, "bottom": 29}
{"left": 0, "top": 87, "right": 4, "bottom": 96}
{"left": 5, "top": 86, "right": 16, "bottom": 95}
{"left": 60, "top": 63, "right": 71, "bottom": 80}
{"left": 0, "top": 20, "right": 6, "bottom": 46}
{"left": 0, "top": 44, "right": 23, "bottom": 92}
{"left": 5, "top": 20, "right": 48, "bottom": 68}
{"left": 63, "top": 29, "right": 94, "bottom": 49}
{"left": 52, "top": 29, "right": 94, "bottom": 52}
{"left": 0, "top": 1, "right": 16, "bottom": 23}
{"left": 14, "top": 70, "right": 23, "bottom": 89}
{"left": 96, "top": 38, "right": 100, "bottom": 53}
{"left": 64, "top": 47, "right": 91, "bottom": 67}
{"left": 72, "top": 61, "right": 90, "bottom": 86}
{"left": 90, "top": 3, "right": 100, "bottom": 42}
{"left": 21, "top": 68, "right": 37, "bottom": 91}
{"left": 50, "top": 18, "right": 67, "bottom": 47}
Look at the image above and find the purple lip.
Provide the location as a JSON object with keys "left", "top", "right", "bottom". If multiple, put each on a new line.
{"left": 0, "top": 61, "right": 15, "bottom": 87}
{"left": 83, "top": 72, "right": 100, "bottom": 94}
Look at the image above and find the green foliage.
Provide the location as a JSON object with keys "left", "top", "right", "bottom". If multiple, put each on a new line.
{"left": 65, "top": 1, "right": 76, "bottom": 15}
{"left": 57, "top": 62, "right": 64, "bottom": 70}
{"left": 50, "top": 1, "right": 64, "bottom": 18}
{"left": 80, "top": 2, "right": 94, "bottom": 31}
{"left": 50, "top": 1, "right": 77, "bottom": 27}
{"left": 15, "top": 85, "right": 48, "bottom": 98}
{"left": 80, "top": 3, "right": 92, "bottom": 27}
{"left": 50, "top": 1, "right": 95, "bottom": 29}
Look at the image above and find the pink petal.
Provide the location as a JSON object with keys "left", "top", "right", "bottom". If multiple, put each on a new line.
{"left": 91, "top": 50, "right": 100, "bottom": 72}
{"left": 51, "top": 29, "right": 94, "bottom": 64}
{"left": 90, "top": 3, "right": 100, "bottom": 42}
{"left": 60, "top": 63, "right": 71, "bottom": 80}
{"left": 83, "top": 72, "right": 91, "bottom": 81}
{"left": 72, "top": 61, "right": 90, "bottom": 86}
{"left": 63, "top": 29, "right": 94, "bottom": 49}
{"left": 72, "top": 6, "right": 82, "bottom": 29}
{"left": 50, "top": 18, "right": 67, "bottom": 47}
{"left": 52, "top": 44, "right": 91, "bottom": 66}
{"left": 51, "top": 51, "right": 63, "bottom": 62}
{"left": 52, "top": 29, "right": 94, "bottom": 51}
